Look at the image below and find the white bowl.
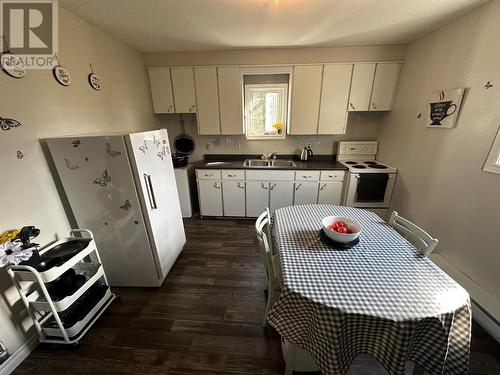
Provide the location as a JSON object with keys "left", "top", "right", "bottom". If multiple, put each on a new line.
{"left": 321, "top": 216, "right": 361, "bottom": 243}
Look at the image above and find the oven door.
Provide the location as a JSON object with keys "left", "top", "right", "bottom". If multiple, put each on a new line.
{"left": 344, "top": 173, "right": 396, "bottom": 208}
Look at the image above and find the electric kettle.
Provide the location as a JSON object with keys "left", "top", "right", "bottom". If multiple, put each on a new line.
{"left": 300, "top": 145, "right": 313, "bottom": 161}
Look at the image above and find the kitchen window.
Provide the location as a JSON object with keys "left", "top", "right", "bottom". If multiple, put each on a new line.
{"left": 483, "top": 124, "right": 500, "bottom": 175}
{"left": 243, "top": 73, "right": 289, "bottom": 140}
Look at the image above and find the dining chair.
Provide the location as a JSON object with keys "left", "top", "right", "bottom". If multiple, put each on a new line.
{"left": 388, "top": 211, "right": 439, "bottom": 257}
{"left": 255, "top": 209, "right": 281, "bottom": 326}
{"left": 282, "top": 338, "right": 320, "bottom": 375}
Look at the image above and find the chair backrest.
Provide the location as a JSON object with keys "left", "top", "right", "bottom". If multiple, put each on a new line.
{"left": 388, "top": 211, "right": 439, "bottom": 257}
{"left": 255, "top": 209, "right": 275, "bottom": 283}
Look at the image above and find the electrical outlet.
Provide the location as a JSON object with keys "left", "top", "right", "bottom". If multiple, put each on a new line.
{"left": 236, "top": 141, "right": 241, "bottom": 149}
{"left": 206, "top": 143, "right": 212, "bottom": 150}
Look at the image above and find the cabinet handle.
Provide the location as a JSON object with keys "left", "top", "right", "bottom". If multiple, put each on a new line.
{"left": 189, "top": 104, "right": 196, "bottom": 112}
{"left": 372, "top": 102, "right": 377, "bottom": 109}
{"left": 349, "top": 102, "right": 355, "bottom": 110}
{"left": 228, "top": 174, "right": 236, "bottom": 177}
{"left": 261, "top": 182, "right": 268, "bottom": 190}
{"left": 320, "top": 184, "right": 327, "bottom": 191}
{"left": 204, "top": 173, "right": 213, "bottom": 177}
{"left": 270, "top": 183, "right": 277, "bottom": 191}
{"left": 295, "top": 183, "right": 302, "bottom": 191}
{"left": 213, "top": 182, "right": 221, "bottom": 189}
{"left": 237, "top": 182, "right": 245, "bottom": 189}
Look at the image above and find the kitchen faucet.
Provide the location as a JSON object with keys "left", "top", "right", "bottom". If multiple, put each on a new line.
{"left": 261, "top": 152, "right": 278, "bottom": 160}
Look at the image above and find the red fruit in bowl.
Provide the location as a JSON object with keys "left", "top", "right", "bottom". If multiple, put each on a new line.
{"left": 336, "top": 226, "right": 348, "bottom": 234}
{"left": 335, "top": 221, "right": 346, "bottom": 227}
{"left": 346, "top": 228, "right": 353, "bottom": 234}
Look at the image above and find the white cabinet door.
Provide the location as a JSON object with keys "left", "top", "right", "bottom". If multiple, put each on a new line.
{"left": 245, "top": 181, "right": 269, "bottom": 217}
{"left": 318, "top": 182, "right": 343, "bottom": 205}
{"left": 369, "top": 63, "right": 400, "bottom": 111}
{"left": 318, "top": 64, "right": 353, "bottom": 134}
{"left": 198, "top": 180, "right": 223, "bottom": 216}
{"left": 348, "top": 64, "right": 376, "bottom": 112}
{"left": 218, "top": 66, "right": 244, "bottom": 134}
{"left": 222, "top": 180, "right": 246, "bottom": 217}
{"left": 294, "top": 182, "right": 319, "bottom": 205}
{"left": 269, "top": 181, "right": 294, "bottom": 213}
{"left": 171, "top": 67, "right": 197, "bottom": 113}
{"left": 194, "top": 67, "right": 221, "bottom": 134}
{"left": 290, "top": 65, "right": 323, "bottom": 134}
{"left": 148, "top": 68, "right": 175, "bottom": 114}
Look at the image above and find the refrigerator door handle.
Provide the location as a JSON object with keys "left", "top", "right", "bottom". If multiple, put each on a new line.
{"left": 143, "top": 173, "right": 158, "bottom": 209}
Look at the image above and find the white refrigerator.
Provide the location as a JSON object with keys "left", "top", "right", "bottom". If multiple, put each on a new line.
{"left": 46, "top": 129, "right": 186, "bottom": 287}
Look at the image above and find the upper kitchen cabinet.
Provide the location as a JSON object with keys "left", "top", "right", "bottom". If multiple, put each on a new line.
{"left": 369, "top": 63, "right": 400, "bottom": 111}
{"left": 218, "top": 67, "right": 244, "bottom": 134}
{"left": 148, "top": 68, "right": 175, "bottom": 114}
{"left": 171, "top": 67, "right": 197, "bottom": 113}
{"left": 289, "top": 65, "right": 323, "bottom": 135}
{"left": 348, "top": 64, "right": 376, "bottom": 112}
{"left": 194, "top": 67, "right": 221, "bottom": 135}
{"left": 348, "top": 62, "right": 400, "bottom": 112}
{"left": 318, "top": 64, "right": 353, "bottom": 134}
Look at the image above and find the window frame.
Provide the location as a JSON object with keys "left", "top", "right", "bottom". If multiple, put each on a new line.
{"left": 244, "top": 82, "right": 288, "bottom": 141}
{"left": 483, "top": 124, "right": 500, "bottom": 175}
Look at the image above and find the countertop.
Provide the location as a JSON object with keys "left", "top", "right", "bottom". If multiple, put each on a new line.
{"left": 193, "top": 154, "right": 347, "bottom": 171}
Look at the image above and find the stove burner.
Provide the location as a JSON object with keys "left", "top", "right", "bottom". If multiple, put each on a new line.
{"left": 352, "top": 165, "right": 367, "bottom": 169}
{"left": 364, "top": 161, "right": 377, "bottom": 165}
{"left": 370, "top": 164, "right": 388, "bottom": 169}
{"left": 344, "top": 161, "right": 358, "bottom": 165}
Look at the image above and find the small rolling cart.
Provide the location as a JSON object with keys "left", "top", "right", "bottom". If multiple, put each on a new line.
{"left": 7, "top": 229, "right": 116, "bottom": 345}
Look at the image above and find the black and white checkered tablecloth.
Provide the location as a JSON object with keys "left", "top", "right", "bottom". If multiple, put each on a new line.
{"left": 267, "top": 205, "right": 470, "bottom": 375}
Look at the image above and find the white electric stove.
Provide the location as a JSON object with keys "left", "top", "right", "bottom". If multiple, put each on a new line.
{"left": 337, "top": 141, "right": 398, "bottom": 219}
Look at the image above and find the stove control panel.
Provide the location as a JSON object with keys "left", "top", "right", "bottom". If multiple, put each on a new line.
{"left": 337, "top": 141, "right": 378, "bottom": 158}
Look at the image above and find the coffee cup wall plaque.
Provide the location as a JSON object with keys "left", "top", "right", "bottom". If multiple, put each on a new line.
{"left": 427, "top": 88, "right": 465, "bottom": 128}
{"left": 53, "top": 64, "right": 71, "bottom": 86}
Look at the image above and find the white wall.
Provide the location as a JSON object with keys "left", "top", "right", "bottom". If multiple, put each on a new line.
{"left": 377, "top": 1, "right": 500, "bottom": 318}
{"left": 0, "top": 7, "right": 160, "bottom": 357}
{"left": 145, "top": 46, "right": 406, "bottom": 160}
{"left": 161, "top": 112, "right": 381, "bottom": 161}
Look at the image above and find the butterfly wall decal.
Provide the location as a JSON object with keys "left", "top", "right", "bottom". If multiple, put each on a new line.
{"left": 139, "top": 140, "right": 148, "bottom": 154}
{"left": 106, "top": 142, "right": 122, "bottom": 157}
{"left": 93, "top": 169, "right": 111, "bottom": 187}
{"left": 157, "top": 146, "right": 167, "bottom": 161}
{"left": 152, "top": 134, "right": 161, "bottom": 148}
{"left": 64, "top": 158, "right": 79, "bottom": 170}
{"left": 0, "top": 116, "right": 21, "bottom": 131}
{"left": 16, "top": 151, "right": 24, "bottom": 159}
{"left": 120, "top": 200, "right": 131, "bottom": 210}
{"left": 72, "top": 140, "right": 81, "bottom": 147}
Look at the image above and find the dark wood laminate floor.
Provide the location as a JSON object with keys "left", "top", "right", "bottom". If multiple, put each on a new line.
{"left": 14, "top": 217, "right": 500, "bottom": 375}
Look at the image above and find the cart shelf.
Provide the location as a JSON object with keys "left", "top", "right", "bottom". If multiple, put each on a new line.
{"left": 7, "top": 229, "right": 116, "bottom": 345}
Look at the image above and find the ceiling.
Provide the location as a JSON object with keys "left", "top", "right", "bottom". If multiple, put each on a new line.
{"left": 60, "top": 0, "right": 488, "bottom": 52}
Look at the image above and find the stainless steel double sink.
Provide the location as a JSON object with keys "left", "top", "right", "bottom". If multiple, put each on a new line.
{"left": 243, "top": 159, "right": 297, "bottom": 168}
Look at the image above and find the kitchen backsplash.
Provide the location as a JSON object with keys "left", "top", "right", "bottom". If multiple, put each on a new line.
{"left": 158, "top": 113, "right": 383, "bottom": 161}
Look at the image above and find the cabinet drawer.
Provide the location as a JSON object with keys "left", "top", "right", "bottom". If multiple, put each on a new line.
{"left": 222, "top": 170, "right": 245, "bottom": 180}
{"left": 245, "top": 170, "right": 295, "bottom": 181}
{"left": 295, "top": 171, "right": 320, "bottom": 181}
{"left": 320, "top": 171, "right": 345, "bottom": 181}
{"left": 196, "top": 170, "right": 221, "bottom": 180}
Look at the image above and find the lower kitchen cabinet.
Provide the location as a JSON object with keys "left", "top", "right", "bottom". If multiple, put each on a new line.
{"left": 198, "top": 179, "right": 223, "bottom": 216}
{"left": 318, "top": 181, "right": 343, "bottom": 204}
{"left": 269, "top": 181, "right": 294, "bottom": 213}
{"left": 246, "top": 181, "right": 270, "bottom": 217}
{"left": 294, "top": 182, "right": 319, "bottom": 205}
{"left": 222, "top": 180, "right": 246, "bottom": 216}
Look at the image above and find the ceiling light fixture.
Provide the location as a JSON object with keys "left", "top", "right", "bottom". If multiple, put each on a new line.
{"left": 272, "top": 0, "right": 280, "bottom": 4}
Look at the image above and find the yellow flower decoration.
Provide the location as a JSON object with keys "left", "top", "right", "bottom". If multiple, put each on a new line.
{"left": 272, "top": 122, "right": 283, "bottom": 134}
{"left": 0, "top": 229, "right": 20, "bottom": 245}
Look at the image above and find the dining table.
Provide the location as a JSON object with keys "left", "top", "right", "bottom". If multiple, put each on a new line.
{"left": 267, "top": 204, "right": 470, "bottom": 375}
